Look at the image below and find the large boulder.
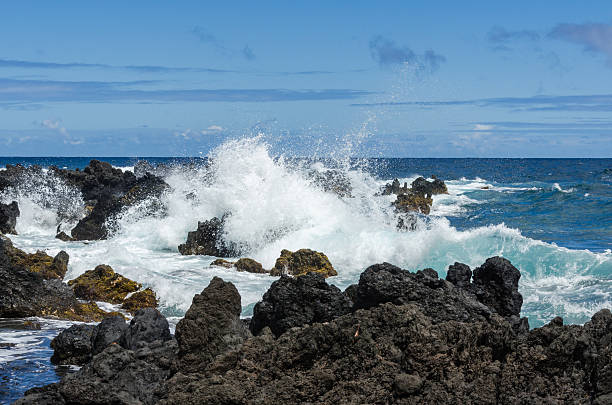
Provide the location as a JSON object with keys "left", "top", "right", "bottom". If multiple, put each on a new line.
{"left": 174, "top": 277, "right": 250, "bottom": 373}
{"left": 50, "top": 324, "right": 96, "bottom": 365}
{"left": 250, "top": 272, "right": 353, "bottom": 336}
{"left": 270, "top": 248, "right": 337, "bottom": 278}
{"left": 0, "top": 200, "right": 19, "bottom": 234}
{"left": 67, "top": 264, "right": 141, "bottom": 304}
{"left": 70, "top": 193, "right": 121, "bottom": 240}
{"left": 92, "top": 315, "right": 129, "bottom": 355}
{"left": 178, "top": 217, "right": 236, "bottom": 257}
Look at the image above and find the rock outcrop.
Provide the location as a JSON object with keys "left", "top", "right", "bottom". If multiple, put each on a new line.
{"left": 0, "top": 236, "right": 110, "bottom": 321}
{"left": 0, "top": 200, "right": 19, "bottom": 234}
{"left": 173, "top": 277, "right": 250, "bottom": 373}
{"left": 178, "top": 216, "right": 236, "bottom": 257}
{"left": 270, "top": 248, "right": 337, "bottom": 277}
{"left": 382, "top": 176, "right": 448, "bottom": 215}
{"left": 17, "top": 257, "right": 612, "bottom": 404}
{"left": 68, "top": 264, "right": 141, "bottom": 304}
{"left": 250, "top": 272, "right": 353, "bottom": 336}
{"left": 3, "top": 241, "right": 69, "bottom": 280}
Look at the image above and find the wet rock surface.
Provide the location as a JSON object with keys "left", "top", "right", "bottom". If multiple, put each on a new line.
{"left": 270, "top": 248, "right": 337, "bottom": 277}
{"left": 383, "top": 176, "right": 448, "bottom": 215}
{"left": 0, "top": 201, "right": 19, "bottom": 234}
{"left": 17, "top": 257, "right": 612, "bottom": 404}
{"left": 67, "top": 264, "right": 141, "bottom": 304}
{"left": 121, "top": 288, "right": 158, "bottom": 314}
{"left": 178, "top": 216, "right": 236, "bottom": 257}
{"left": 0, "top": 236, "right": 109, "bottom": 321}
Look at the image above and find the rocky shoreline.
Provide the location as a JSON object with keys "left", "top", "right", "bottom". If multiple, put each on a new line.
{"left": 8, "top": 256, "right": 612, "bottom": 404}
{"left": 2, "top": 160, "right": 612, "bottom": 404}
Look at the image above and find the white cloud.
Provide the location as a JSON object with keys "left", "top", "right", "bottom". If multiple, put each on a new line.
{"left": 473, "top": 124, "right": 495, "bottom": 131}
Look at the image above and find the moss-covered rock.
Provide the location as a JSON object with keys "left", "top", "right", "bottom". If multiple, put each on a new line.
{"left": 68, "top": 265, "right": 141, "bottom": 304}
{"left": 271, "top": 249, "right": 337, "bottom": 278}
{"left": 210, "top": 258, "right": 234, "bottom": 268}
{"left": 121, "top": 288, "right": 158, "bottom": 314}
{"left": 235, "top": 258, "right": 266, "bottom": 274}
{"left": 43, "top": 301, "right": 124, "bottom": 322}
{"left": 5, "top": 243, "right": 69, "bottom": 280}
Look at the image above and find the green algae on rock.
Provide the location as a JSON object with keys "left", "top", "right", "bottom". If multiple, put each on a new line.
{"left": 121, "top": 288, "right": 158, "bottom": 314}
{"left": 68, "top": 264, "right": 141, "bottom": 304}
{"left": 270, "top": 248, "right": 337, "bottom": 278}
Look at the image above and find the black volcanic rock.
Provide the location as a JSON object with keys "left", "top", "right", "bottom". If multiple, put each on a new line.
{"left": 0, "top": 201, "right": 19, "bottom": 234}
{"left": 446, "top": 261, "right": 472, "bottom": 288}
{"left": 119, "top": 308, "right": 172, "bottom": 351}
{"left": 178, "top": 216, "right": 236, "bottom": 257}
{"left": 50, "top": 324, "right": 96, "bottom": 365}
{"left": 174, "top": 277, "right": 250, "bottom": 373}
{"left": 92, "top": 315, "right": 128, "bottom": 355}
{"left": 250, "top": 272, "right": 353, "bottom": 337}
{"left": 17, "top": 257, "right": 612, "bottom": 404}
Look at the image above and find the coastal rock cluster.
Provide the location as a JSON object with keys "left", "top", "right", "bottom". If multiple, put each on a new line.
{"left": 15, "top": 256, "right": 612, "bottom": 404}
{"left": 0, "top": 235, "right": 157, "bottom": 322}
{"left": 0, "top": 160, "right": 169, "bottom": 241}
{"left": 382, "top": 176, "right": 448, "bottom": 215}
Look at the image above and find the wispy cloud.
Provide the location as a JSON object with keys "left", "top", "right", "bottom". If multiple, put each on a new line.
{"left": 191, "top": 26, "right": 256, "bottom": 61}
{"left": 0, "top": 77, "right": 373, "bottom": 104}
{"left": 38, "top": 119, "right": 83, "bottom": 145}
{"left": 0, "top": 58, "right": 235, "bottom": 74}
{"left": 369, "top": 36, "right": 445, "bottom": 72}
{"left": 351, "top": 93, "right": 612, "bottom": 112}
{"left": 549, "top": 22, "right": 612, "bottom": 66}
{"left": 487, "top": 26, "right": 540, "bottom": 51}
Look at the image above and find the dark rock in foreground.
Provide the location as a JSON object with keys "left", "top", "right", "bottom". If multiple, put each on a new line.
{"left": 178, "top": 216, "right": 236, "bottom": 257}
{"left": 250, "top": 272, "right": 353, "bottom": 336}
{"left": 17, "top": 256, "right": 612, "bottom": 404}
{"left": 0, "top": 201, "right": 19, "bottom": 234}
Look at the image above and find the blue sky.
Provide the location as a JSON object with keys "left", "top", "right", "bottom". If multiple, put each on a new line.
{"left": 1, "top": 1, "right": 612, "bottom": 157}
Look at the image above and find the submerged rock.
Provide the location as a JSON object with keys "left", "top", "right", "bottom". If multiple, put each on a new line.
{"left": 309, "top": 168, "right": 352, "bottom": 197}
{"left": 270, "top": 248, "right": 337, "bottom": 278}
{"left": 210, "top": 258, "right": 234, "bottom": 268}
{"left": 68, "top": 264, "right": 141, "bottom": 304}
{"left": 178, "top": 216, "right": 236, "bottom": 257}
{"left": 0, "top": 200, "right": 19, "bottom": 234}
{"left": 55, "top": 231, "right": 75, "bottom": 242}
{"left": 250, "top": 272, "right": 353, "bottom": 336}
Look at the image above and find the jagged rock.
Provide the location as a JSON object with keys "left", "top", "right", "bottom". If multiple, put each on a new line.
{"left": 250, "top": 272, "right": 353, "bottom": 336}
{"left": 270, "top": 248, "right": 337, "bottom": 278}
{"left": 178, "top": 216, "right": 236, "bottom": 257}
{"left": 0, "top": 200, "right": 19, "bottom": 234}
{"left": 393, "top": 192, "right": 433, "bottom": 215}
{"left": 92, "top": 315, "right": 128, "bottom": 355}
{"left": 120, "top": 308, "right": 172, "bottom": 351}
{"left": 4, "top": 241, "right": 69, "bottom": 280}
{"left": 410, "top": 176, "right": 448, "bottom": 196}
{"left": 381, "top": 178, "right": 408, "bottom": 195}
{"left": 174, "top": 277, "right": 250, "bottom": 373}
{"left": 68, "top": 264, "right": 141, "bottom": 304}
{"left": 121, "top": 288, "right": 158, "bottom": 314}
{"left": 50, "top": 324, "right": 96, "bottom": 365}
{"left": 309, "top": 169, "right": 352, "bottom": 197}
{"left": 234, "top": 258, "right": 266, "bottom": 274}
{"left": 446, "top": 262, "right": 472, "bottom": 288}
{"left": 471, "top": 256, "right": 523, "bottom": 319}
{"left": 210, "top": 258, "right": 234, "bottom": 268}
{"left": 0, "top": 236, "right": 110, "bottom": 321}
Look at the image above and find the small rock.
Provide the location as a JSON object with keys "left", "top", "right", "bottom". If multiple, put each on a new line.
{"left": 178, "top": 216, "right": 236, "bottom": 257}
{"left": 394, "top": 373, "right": 423, "bottom": 396}
{"left": 210, "top": 258, "right": 234, "bottom": 268}
{"left": 0, "top": 201, "right": 19, "bottom": 234}
{"left": 271, "top": 249, "right": 337, "bottom": 278}
{"left": 235, "top": 258, "right": 266, "bottom": 274}
{"left": 68, "top": 264, "right": 141, "bottom": 304}
{"left": 121, "top": 288, "right": 158, "bottom": 314}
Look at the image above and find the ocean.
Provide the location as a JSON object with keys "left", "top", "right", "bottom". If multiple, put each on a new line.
{"left": 1, "top": 137, "right": 611, "bottom": 402}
